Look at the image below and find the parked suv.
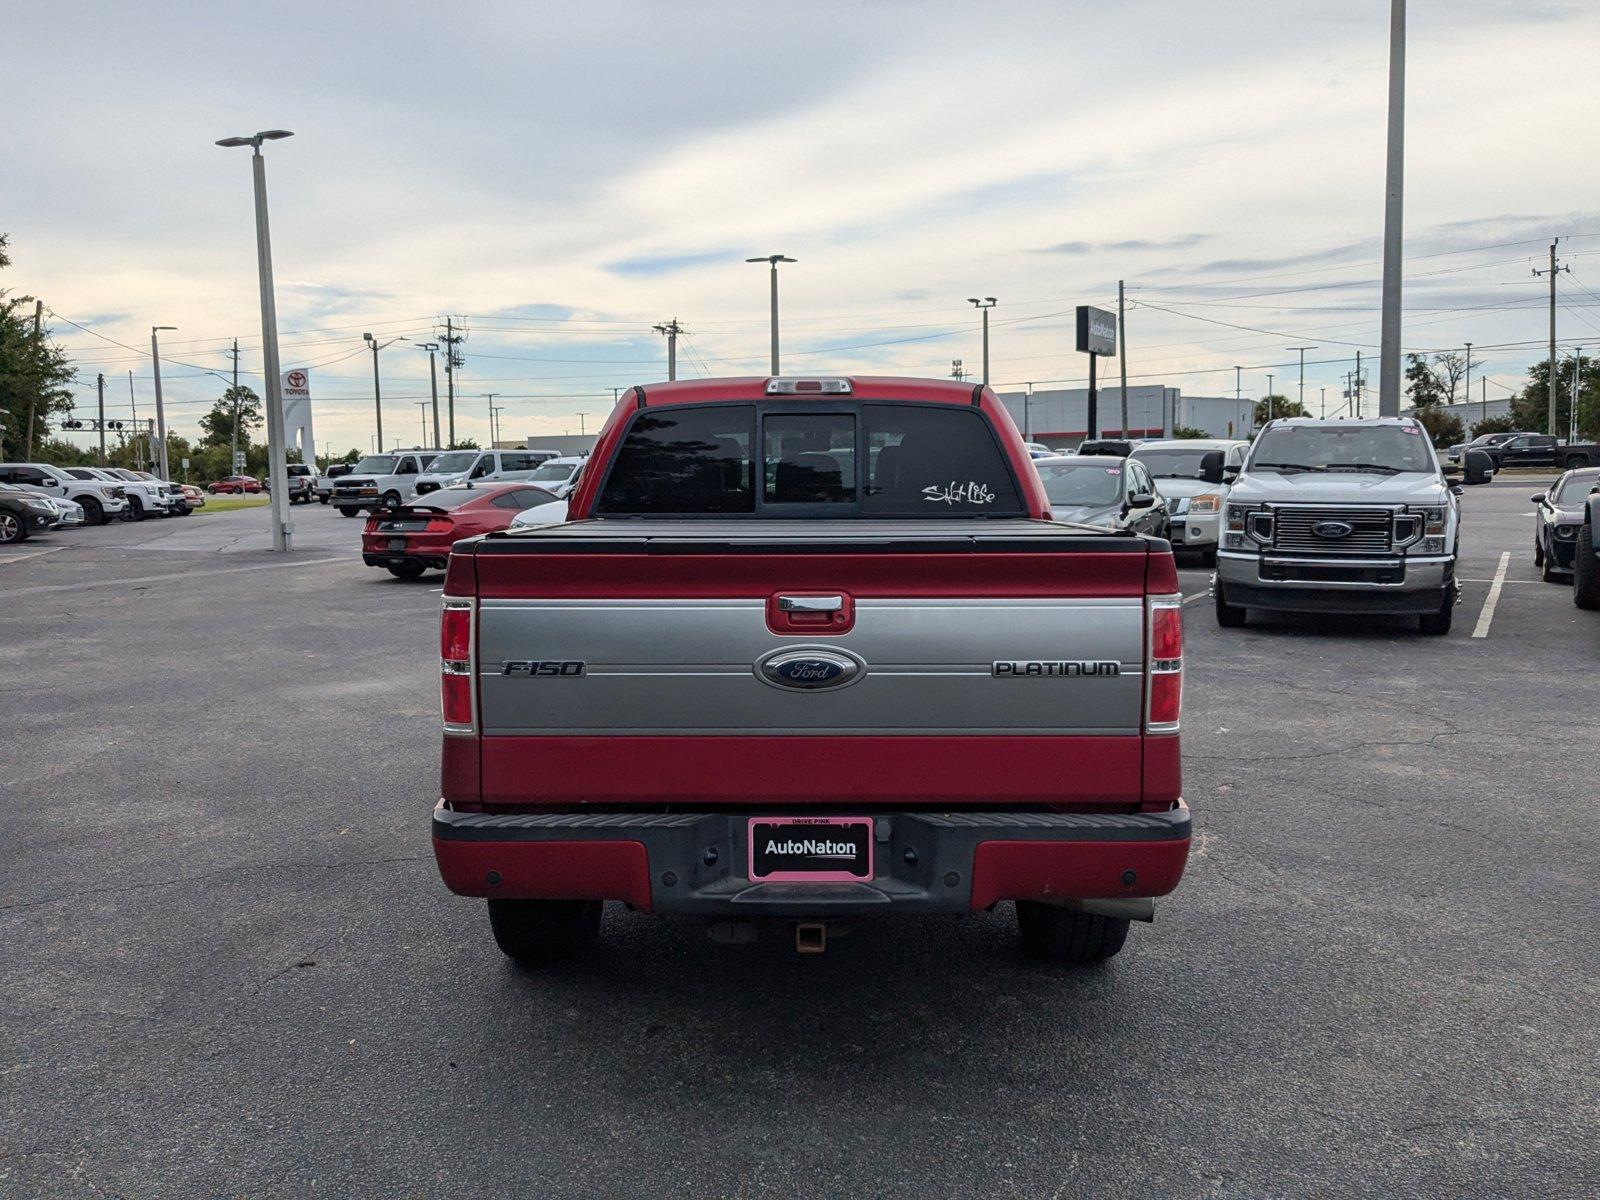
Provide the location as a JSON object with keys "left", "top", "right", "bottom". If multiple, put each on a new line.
{"left": 99, "top": 468, "right": 185, "bottom": 517}
{"left": 0, "top": 482, "right": 63, "bottom": 542}
{"left": 331, "top": 450, "right": 442, "bottom": 517}
{"left": 410, "top": 449, "right": 557, "bottom": 497}
{"left": 1214, "top": 417, "right": 1461, "bottom": 634}
{"left": 0, "top": 463, "right": 130, "bottom": 525}
{"left": 1129, "top": 438, "right": 1249, "bottom": 563}
{"left": 521, "top": 454, "right": 587, "bottom": 498}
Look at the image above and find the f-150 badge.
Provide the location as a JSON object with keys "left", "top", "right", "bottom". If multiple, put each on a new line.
{"left": 500, "top": 660, "right": 586, "bottom": 677}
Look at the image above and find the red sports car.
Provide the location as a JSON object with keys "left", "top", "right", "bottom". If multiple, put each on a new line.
{"left": 208, "top": 474, "right": 263, "bottom": 494}
{"left": 361, "top": 482, "right": 559, "bottom": 580}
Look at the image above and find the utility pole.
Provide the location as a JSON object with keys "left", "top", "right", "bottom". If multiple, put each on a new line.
{"left": 652, "top": 318, "right": 684, "bottom": 381}
{"left": 1320, "top": 387, "right": 1327, "bottom": 419}
{"left": 1378, "top": 0, "right": 1406, "bottom": 416}
{"left": 1288, "top": 346, "right": 1316, "bottom": 412}
{"left": 746, "top": 255, "right": 796, "bottom": 374}
{"left": 1355, "top": 350, "right": 1364, "bottom": 418}
{"left": 483, "top": 393, "right": 499, "bottom": 446}
{"left": 967, "top": 297, "right": 997, "bottom": 385}
{"left": 416, "top": 401, "right": 430, "bottom": 444}
{"left": 1266, "top": 373, "right": 1275, "bottom": 422}
{"left": 1024, "top": 382, "right": 1033, "bottom": 440}
{"left": 417, "top": 343, "right": 442, "bottom": 447}
{"left": 440, "top": 317, "right": 466, "bottom": 445}
{"left": 1533, "top": 240, "right": 1569, "bottom": 435}
{"left": 151, "top": 325, "right": 176, "bottom": 480}
{"left": 24, "top": 299, "right": 43, "bottom": 457}
{"left": 228, "top": 338, "right": 241, "bottom": 474}
{"left": 97, "top": 374, "right": 106, "bottom": 463}
{"left": 128, "top": 371, "right": 141, "bottom": 469}
{"left": 1462, "top": 341, "right": 1471, "bottom": 413}
{"left": 1572, "top": 348, "right": 1584, "bottom": 443}
{"left": 1118, "top": 281, "right": 1130, "bottom": 437}
{"left": 950, "top": 359, "right": 966, "bottom": 381}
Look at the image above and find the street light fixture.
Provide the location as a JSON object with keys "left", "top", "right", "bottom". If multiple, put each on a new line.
{"left": 216, "top": 128, "right": 295, "bottom": 551}
{"left": 746, "top": 255, "right": 796, "bottom": 374}
{"left": 967, "top": 297, "right": 998, "bottom": 385}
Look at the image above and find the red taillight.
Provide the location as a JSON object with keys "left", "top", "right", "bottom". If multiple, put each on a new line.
{"left": 1145, "top": 594, "right": 1183, "bottom": 733}
{"left": 440, "top": 599, "right": 475, "bottom": 732}
{"left": 424, "top": 518, "right": 454, "bottom": 534}
{"left": 441, "top": 604, "right": 471, "bottom": 660}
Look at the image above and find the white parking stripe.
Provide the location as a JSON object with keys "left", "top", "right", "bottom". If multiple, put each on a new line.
{"left": 1182, "top": 591, "right": 1210, "bottom": 606}
{"left": 1471, "top": 552, "right": 1511, "bottom": 639}
{"left": 0, "top": 545, "right": 66, "bottom": 565}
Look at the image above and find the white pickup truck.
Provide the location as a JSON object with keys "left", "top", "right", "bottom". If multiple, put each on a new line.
{"left": 0, "top": 462, "right": 131, "bottom": 525}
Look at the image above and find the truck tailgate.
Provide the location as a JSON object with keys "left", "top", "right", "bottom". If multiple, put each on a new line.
{"left": 458, "top": 520, "right": 1167, "bottom": 807}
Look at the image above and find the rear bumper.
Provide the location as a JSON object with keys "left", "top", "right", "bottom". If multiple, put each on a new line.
{"left": 364, "top": 551, "right": 451, "bottom": 570}
{"left": 431, "top": 800, "right": 1191, "bottom": 916}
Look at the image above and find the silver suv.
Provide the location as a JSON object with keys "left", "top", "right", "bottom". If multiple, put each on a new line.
{"left": 1214, "top": 417, "right": 1461, "bottom": 634}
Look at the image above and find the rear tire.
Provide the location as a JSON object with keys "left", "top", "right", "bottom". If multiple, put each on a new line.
{"left": 1016, "top": 901, "right": 1129, "bottom": 963}
{"left": 0, "top": 511, "right": 27, "bottom": 544}
{"left": 79, "top": 496, "right": 105, "bottom": 526}
{"left": 339, "top": 507, "right": 363, "bottom": 518}
{"left": 1214, "top": 580, "right": 1247, "bottom": 627}
{"left": 1574, "top": 525, "right": 1600, "bottom": 610}
{"left": 386, "top": 562, "right": 427, "bottom": 581}
{"left": 487, "top": 899, "right": 602, "bottom": 963}
{"left": 381, "top": 490, "right": 402, "bottom": 510}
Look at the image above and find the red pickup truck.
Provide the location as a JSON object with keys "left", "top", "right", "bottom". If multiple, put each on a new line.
{"left": 431, "top": 376, "right": 1190, "bottom": 964}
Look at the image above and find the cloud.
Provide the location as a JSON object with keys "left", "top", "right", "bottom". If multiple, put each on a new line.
{"left": 1036, "top": 234, "right": 1214, "bottom": 256}
{"left": 603, "top": 249, "right": 738, "bottom": 277}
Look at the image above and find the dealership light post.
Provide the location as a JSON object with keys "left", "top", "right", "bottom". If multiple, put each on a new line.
{"left": 967, "top": 297, "right": 997, "bottom": 385}
{"left": 417, "top": 342, "right": 442, "bottom": 447}
{"left": 363, "top": 333, "right": 406, "bottom": 452}
{"left": 216, "top": 128, "right": 295, "bottom": 551}
{"left": 747, "top": 255, "right": 796, "bottom": 374}
{"left": 1378, "top": 0, "right": 1406, "bottom": 416}
{"left": 150, "top": 325, "right": 176, "bottom": 481}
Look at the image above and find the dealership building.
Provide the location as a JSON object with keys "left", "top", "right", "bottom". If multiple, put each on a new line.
{"left": 995, "top": 386, "right": 1256, "bottom": 446}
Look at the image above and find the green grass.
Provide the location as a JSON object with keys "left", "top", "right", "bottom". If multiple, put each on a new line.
{"left": 194, "top": 495, "right": 270, "bottom": 514}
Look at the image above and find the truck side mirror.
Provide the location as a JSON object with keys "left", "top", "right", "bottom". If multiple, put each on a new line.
{"left": 1222, "top": 465, "right": 1240, "bottom": 482}
{"left": 1198, "top": 451, "right": 1225, "bottom": 484}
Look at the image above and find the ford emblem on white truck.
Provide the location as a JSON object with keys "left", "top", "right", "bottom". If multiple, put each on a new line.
{"left": 1313, "top": 520, "right": 1355, "bottom": 539}
{"left": 756, "top": 648, "right": 863, "bottom": 691}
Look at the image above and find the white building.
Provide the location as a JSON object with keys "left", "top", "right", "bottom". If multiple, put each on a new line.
{"left": 996, "top": 387, "right": 1256, "bottom": 446}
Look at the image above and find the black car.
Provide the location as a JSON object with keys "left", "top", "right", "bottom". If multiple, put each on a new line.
{"left": 1034, "top": 454, "right": 1170, "bottom": 538}
{"left": 1575, "top": 485, "right": 1600, "bottom": 610}
{"left": 0, "top": 482, "right": 59, "bottom": 544}
{"left": 1532, "top": 469, "right": 1600, "bottom": 582}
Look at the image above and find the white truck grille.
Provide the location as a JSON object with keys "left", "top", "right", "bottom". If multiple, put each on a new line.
{"left": 1271, "top": 506, "right": 1393, "bottom": 554}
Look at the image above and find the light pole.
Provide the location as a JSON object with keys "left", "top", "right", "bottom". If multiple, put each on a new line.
{"left": 417, "top": 343, "right": 442, "bottom": 447}
{"left": 746, "top": 254, "right": 796, "bottom": 374}
{"left": 1462, "top": 342, "right": 1472, "bottom": 413}
{"left": 483, "top": 394, "right": 500, "bottom": 446}
{"left": 1378, "top": 0, "right": 1406, "bottom": 416}
{"left": 1572, "top": 348, "right": 1584, "bottom": 443}
{"left": 1023, "top": 382, "right": 1034, "bottom": 440}
{"left": 363, "top": 333, "right": 406, "bottom": 451}
{"left": 1266, "top": 373, "right": 1276, "bottom": 422}
{"left": 150, "top": 325, "right": 176, "bottom": 480}
{"left": 416, "top": 401, "right": 430, "bottom": 444}
{"left": 1288, "top": 346, "right": 1317, "bottom": 412}
{"left": 967, "top": 297, "right": 997, "bottom": 385}
{"left": 215, "top": 127, "right": 294, "bottom": 551}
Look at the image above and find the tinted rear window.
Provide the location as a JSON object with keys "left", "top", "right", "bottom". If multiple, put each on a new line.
{"left": 593, "top": 401, "right": 1024, "bottom": 517}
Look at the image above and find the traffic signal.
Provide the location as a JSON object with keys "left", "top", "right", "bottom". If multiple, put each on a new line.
{"left": 64, "top": 419, "right": 83, "bottom": 429}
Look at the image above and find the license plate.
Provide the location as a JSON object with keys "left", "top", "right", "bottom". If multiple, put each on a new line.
{"left": 748, "top": 817, "right": 873, "bottom": 883}
{"left": 387, "top": 537, "right": 407, "bottom": 552}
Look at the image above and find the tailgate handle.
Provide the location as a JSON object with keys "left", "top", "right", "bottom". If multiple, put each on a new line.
{"left": 778, "top": 594, "right": 843, "bottom": 613}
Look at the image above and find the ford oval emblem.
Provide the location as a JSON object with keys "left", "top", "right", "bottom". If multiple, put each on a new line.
{"left": 1313, "top": 520, "right": 1355, "bottom": 539}
{"left": 757, "top": 648, "right": 863, "bottom": 691}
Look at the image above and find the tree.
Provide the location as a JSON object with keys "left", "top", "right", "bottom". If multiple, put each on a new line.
{"left": 1253, "top": 395, "right": 1305, "bottom": 425}
{"left": 0, "top": 233, "right": 78, "bottom": 459}
{"left": 1405, "top": 351, "right": 1467, "bottom": 408}
{"left": 1468, "top": 414, "right": 1516, "bottom": 439}
{"left": 197, "top": 385, "right": 262, "bottom": 448}
{"left": 1411, "top": 406, "right": 1463, "bottom": 448}
{"left": 451, "top": 437, "right": 480, "bottom": 450}
{"left": 1170, "top": 425, "right": 1211, "bottom": 439}
{"left": 1508, "top": 356, "right": 1600, "bottom": 440}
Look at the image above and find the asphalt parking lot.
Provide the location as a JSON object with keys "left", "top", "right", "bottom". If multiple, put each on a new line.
{"left": 2, "top": 484, "right": 1596, "bottom": 1199}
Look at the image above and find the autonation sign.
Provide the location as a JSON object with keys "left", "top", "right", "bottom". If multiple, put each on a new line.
{"left": 1076, "top": 305, "right": 1118, "bottom": 357}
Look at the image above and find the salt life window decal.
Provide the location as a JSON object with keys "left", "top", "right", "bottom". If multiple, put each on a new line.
{"left": 922, "top": 480, "right": 996, "bottom": 505}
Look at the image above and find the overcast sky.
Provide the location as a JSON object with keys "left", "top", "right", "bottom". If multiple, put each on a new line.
{"left": 6, "top": 0, "right": 1600, "bottom": 453}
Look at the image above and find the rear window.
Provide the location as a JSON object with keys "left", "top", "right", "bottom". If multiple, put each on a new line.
{"left": 593, "top": 401, "right": 1024, "bottom": 517}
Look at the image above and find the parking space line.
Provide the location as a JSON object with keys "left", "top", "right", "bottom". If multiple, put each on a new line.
{"left": 0, "top": 545, "right": 66, "bottom": 566}
{"left": 1182, "top": 591, "right": 1210, "bottom": 606}
{"left": 1471, "top": 552, "right": 1511, "bottom": 639}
